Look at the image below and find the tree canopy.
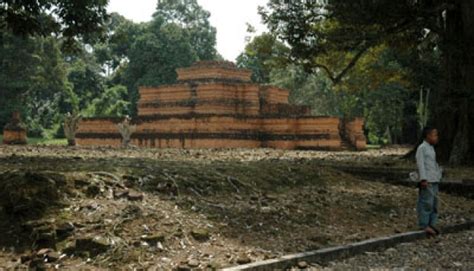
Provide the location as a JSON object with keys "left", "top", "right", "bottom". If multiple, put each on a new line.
{"left": 0, "top": 0, "right": 218, "bottom": 138}
{"left": 1, "top": 0, "right": 109, "bottom": 49}
{"left": 259, "top": 0, "right": 474, "bottom": 163}
{"left": 1, "top": 0, "right": 472, "bottom": 163}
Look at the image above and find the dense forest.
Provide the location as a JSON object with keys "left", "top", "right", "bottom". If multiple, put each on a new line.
{"left": 1, "top": 0, "right": 472, "bottom": 163}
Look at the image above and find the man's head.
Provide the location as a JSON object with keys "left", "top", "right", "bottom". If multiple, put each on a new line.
{"left": 422, "top": 127, "right": 439, "bottom": 145}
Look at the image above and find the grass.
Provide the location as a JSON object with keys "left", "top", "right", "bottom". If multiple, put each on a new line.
{"left": 0, "top": 135, "right": 67, "bottom": 146}
{"left": 27, "top": 137, "right": 67, "bottom": 145}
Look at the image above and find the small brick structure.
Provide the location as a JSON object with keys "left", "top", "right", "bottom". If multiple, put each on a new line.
{"left": 341, "top": 118, "right": 367, "bottom": 150}
{"left": 2, "top": 111, "right": 27, "bottom": 145}
{"left": 76, "top": 61, "right": 367, "bottom": 150}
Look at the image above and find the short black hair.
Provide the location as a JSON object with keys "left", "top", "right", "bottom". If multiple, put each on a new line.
{"left": 422, "top": 126, "right": 437, "bottom": 139}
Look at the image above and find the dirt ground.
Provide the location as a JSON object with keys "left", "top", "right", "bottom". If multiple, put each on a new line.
{"left": 0, "top": 145, "right": 472, "bottom": 270}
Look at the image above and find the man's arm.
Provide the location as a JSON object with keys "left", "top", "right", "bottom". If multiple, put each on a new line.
{"left": 416, "top": 146, "right": 428, "bottom": 187}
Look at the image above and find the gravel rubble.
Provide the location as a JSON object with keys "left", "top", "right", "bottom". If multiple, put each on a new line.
{"left": 307, "top": 230, "right": 474, "bottom": 270}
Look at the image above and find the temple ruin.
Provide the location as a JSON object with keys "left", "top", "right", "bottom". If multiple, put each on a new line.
{"left": 76, "top": 61, "right": 366, "bottom": 150}
{"left": 2, "top": 111, "right": 27, "bottom": 145}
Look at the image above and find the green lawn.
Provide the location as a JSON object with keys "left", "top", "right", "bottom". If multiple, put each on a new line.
{"left": 0, "top": 135, "right": 67, "bottom": 146}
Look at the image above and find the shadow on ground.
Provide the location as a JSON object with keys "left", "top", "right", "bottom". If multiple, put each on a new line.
{"left": 0, "top": 171, "right": 72, "bottom": 252}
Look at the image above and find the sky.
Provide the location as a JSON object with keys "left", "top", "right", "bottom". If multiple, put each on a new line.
{"left": 107, "top": 0, "right": 268, "bottom": 61}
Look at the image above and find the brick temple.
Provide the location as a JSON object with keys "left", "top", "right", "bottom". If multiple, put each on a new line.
{"left": 76, "top": 61, "right": 366, "bottom": 150}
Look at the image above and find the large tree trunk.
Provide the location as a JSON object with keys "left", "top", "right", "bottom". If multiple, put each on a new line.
{"left": 433, "top": 0, "right": 474, "bottom": 164}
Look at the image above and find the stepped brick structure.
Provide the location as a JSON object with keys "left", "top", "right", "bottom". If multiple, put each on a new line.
{"left": 76, "top": 61, "right": 366, "bottom": 150}
{"left": 2, "top": 111, "right": 27, "bottom": 145}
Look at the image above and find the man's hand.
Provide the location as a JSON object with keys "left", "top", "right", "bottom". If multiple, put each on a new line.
{"left": 420, "top": 180, "right": 428, "bottom": 188}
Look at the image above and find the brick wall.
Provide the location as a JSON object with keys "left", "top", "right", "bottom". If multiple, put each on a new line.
{"left": 2, "top": 129, "right": 27, "bottom": 145}
{"left": 76, "top": 61, "right": 367, "bottom": 150}
{"left": 177, "top": 65, "right": 252, "bottom": 82}
{"left": 76, "top": 116, "right": 343, "bottom": 150}
{"left": 343, "top": 118, "right": 367, "bottom": 150}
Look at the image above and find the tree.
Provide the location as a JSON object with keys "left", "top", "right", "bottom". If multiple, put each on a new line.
{"left": 269, "top": 64, "right": 341, "bottom": 116}
{"left": 111, "top": 0, "right": 218, "bottom": 115}
{"left": 237, "top": 33, "right": 290, "bottom": 83}
{"left": 237, "top": 32, "right": 415, "bottom": 143}
{"left": 0, "top": 33, "right": 37, "bottom": 130}
{"left": 154, "top": 0, "right": 217, "bottom": 60}
{"left": 260, "top": 0, "right": 474, "bottom": 164}
{"left": 122, "top": 19, "right": 197, "bottom": 115}
{"left": 83, "top": 85, "right": 130, "bottom": 117}
{"left": 0, "top": 33, "right": 69, "bottom": 137}
{"left": 94, "top": 13, "right": 143, "bottom": 74}
{"left": 1, "top": 0, "right": 108, "bottom": 136}
{"left": 66, "top": 50, "right": 106, "bottom": 111}
{"left": 0, "top": 0, "right": 109, "bottom": 49}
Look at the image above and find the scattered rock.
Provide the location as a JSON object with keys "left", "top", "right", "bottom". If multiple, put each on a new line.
{"left": 385, "top": 248, "right": 397, "bottom": 254}
{"left": 36, "top": 248, "right": 52, "bottom": 257}
{"left": 208, "top": 260, "right": 221, "bottom": 269}
{"left": 33, "top": 225, "right": 57, "bottom": 249}
{"left": 45, "top": 251, "right": 60, "bottom": 263}
{"left": 56, "top": 222, "right": 75, "bottom": 239}
{"left": 20, "top": 254, "right": 32, "bottom": 264}
{"left": 28, "top": 258, "right": 45, "bottom": 269}
{"left": 1, "top": 147, "right": 473, "bottom": 270}
{"left": 176, "top": 265, "right": 191, "bottom": 271}
{"left": 325, "top": 230, "right": 474, "bottom": 269}
{"left": 123, "top": 175, "right": 139, "bottom": 188}
{"left": 187, "top": 259, "right": 200, "bottom": 268}
{"left": 141, "top": 234, "right": 165, "bottom": 244}
{"left": 127, "top": 190, "right": 144, "bottom": 201}
{"left": 122, "top": 204, "right": 142, "bottom": 217}
{"left": 236, "top": 254, "right": 251, "bottom": 264}
{"left": 75, "top": 236, "right": 111, "bottom": 257}
{"left": 113, "top": 189, "right": 129, "bottom": 199}
{"left": 0, "top": 171, "right": 66, "bottom": 216}
{"left": 297, "top": 261, "right": 308, "bottom": 269}
{"left": 74, "top": 179, "right": 89, "bottom": 188}
{"left": 85, "top": 184, "right": 101, "bottom": 197}
{"left": 298, "top": 261, "right": 308, "bottom": 269}
{"left": 61, "top": 242, "right": 76, "bottom": 256}
{"left": 191, "top": 229, "right": 210, "bottom": 242}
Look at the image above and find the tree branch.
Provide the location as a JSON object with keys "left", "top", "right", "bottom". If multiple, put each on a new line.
{"left": 313, "top": 17, "right": 416, "bottom": 84}
{"left": 314, "top": 42, "right": 371, "bottom": 84}
{"left": 333, "top": 43, "right": 371, "bottom": 83}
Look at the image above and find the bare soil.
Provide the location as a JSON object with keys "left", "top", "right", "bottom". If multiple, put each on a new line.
{"left": 0, "top": 146, "right": 472, "bottom": 270}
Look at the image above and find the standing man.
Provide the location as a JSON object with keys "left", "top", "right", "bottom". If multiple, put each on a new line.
{"left": 416, "top": 127, "right": 442, "bottom": 235}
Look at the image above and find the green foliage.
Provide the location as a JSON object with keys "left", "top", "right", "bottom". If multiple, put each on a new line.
{"left": 126, "top": 21, "right": 196, "bottom": 87}
{"left": 363, "top": 85, "right": 408, "bottom": 144}
{"left": 83, "top": 85, "right": 130, "bottom": 117}
{"left": 1, "top": 0, "right": 219, "bottom": 139}
{"left": 237, "top": 31, "right": 414, "bottom": 144}
{"left": 0, "top": 0, "right": 109, "bottom": 50}
{"left": 122, "top": 21, "right": 198, "bottom": 114}
{"left": 0, "top": 135, "right": 67, "bottom": 145}
{"left": 120, "top": 1, "right": 218, "bottom": 115}
{"left": 269, "top": 65, "right": 341, "bottom": 116}
{"left": 0, "top": 32, "right": 69, "bottom": 138}
{"left": 94, "top": 13, "right": 143, "bottom": 73}
{"left": 237, "top": 33, "right": 289, "bottom": 83}
{"left": 154, "top": 0, "right": 217, "bottom": 60}
{"left": 66, "top": 51, "right": 106, "bottom": 110}
{"left": 259, "top": 0, "right": 431, "bottom": 76}
{"left": 0, "top": 33, "right": 36, "bottom": 127}
{"left": 257, "top": 1, "right": 449, "bottom": 144}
